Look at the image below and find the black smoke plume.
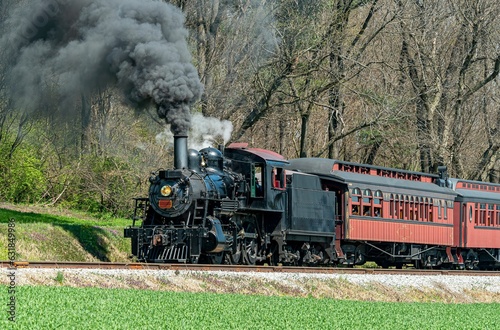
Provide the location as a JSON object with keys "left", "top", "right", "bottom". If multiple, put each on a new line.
{"left": 0, "top": 0, "right": 203, "bottom": 135}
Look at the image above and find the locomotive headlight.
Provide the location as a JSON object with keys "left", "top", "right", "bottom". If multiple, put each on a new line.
{"left": 160, "top": 185, "right": 173, "bottom": 197}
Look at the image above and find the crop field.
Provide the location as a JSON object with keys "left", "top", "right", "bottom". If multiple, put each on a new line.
{"left": 1, "top": 285, "right": 498, "bottom": 329}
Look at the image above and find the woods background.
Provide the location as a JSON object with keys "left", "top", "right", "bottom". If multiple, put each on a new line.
{"left": 0, "top": 0, "right": 499, "bottom": 216}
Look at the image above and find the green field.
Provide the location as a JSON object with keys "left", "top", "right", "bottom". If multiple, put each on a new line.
{"left": 0, "top": 285, "right": 498, "bottom": 329}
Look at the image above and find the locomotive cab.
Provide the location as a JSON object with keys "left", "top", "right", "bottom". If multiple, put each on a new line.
{"left": 224, "top": 143, "right": 288, "bottom": 212}
{"left": 223, "top": 144, "right": 339, "bottom": 266}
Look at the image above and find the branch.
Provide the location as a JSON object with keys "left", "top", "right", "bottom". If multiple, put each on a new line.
{"left": 313, "top": 118, "right": 379, "bottom": 158}
{"left": 349, "top": 0, "right": 378, "bottom": 51}
{"left": 461, "top": 55, "right": 500, "bottom": 102}
{"left": 231, "top": 59, "right": 295, "bottom": 141}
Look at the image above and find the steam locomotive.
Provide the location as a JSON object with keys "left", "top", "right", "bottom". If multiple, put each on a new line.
{"left": 124, "top": 135, "right": 500, "bottom": 269}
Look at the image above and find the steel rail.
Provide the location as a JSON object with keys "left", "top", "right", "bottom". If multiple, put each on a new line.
{"left": 1, "top": 261, "right": 499, "bottom": 276}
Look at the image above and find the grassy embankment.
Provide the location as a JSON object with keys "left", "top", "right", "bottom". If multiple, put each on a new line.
{"left": 0, "top": 204, "right": 131, "bottom": 262}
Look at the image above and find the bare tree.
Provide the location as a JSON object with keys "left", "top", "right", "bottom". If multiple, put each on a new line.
{"left": 397, "top": 0, "right": 500, "bottom": 176}
{"left": 181, "top": 0, "right": 281, "bottom": 126}
{"left": 266, "top": 0, "right": 398, "bottom": 159}
{"left": 174, "top": 1, "right": 399, "bottom": 159}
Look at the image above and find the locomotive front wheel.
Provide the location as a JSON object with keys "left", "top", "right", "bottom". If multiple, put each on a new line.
{"left": 198, "top": 252, "right": 224, "bottom": 264}
{"left": 210, "top": 252, "right": 225, "bottom": 264}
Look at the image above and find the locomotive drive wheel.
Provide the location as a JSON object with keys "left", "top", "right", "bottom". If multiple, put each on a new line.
{"left": 227, "top": 240, "right": 242, "bottom": 264}
{"left": 243, "top": 238, "right": 258, "bottom": 265}
{"left": 242, "top": 223, "right": 259, "bottom": 265}
{"left": 267, "top": 242, "right": 280, "bottom": 266}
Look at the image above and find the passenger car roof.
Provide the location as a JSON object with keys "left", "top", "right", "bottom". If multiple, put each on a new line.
{"left": 448, "top": 178, "right": 500, "bottom": 202}
{"left": 289, "top": 158, "right": 456, "bottom": 197}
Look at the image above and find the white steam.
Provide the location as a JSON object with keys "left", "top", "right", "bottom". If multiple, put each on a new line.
{"left": 156, "top": 113, "right": 233, "bottom": 150}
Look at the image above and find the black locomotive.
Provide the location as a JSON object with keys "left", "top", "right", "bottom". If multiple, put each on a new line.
{"left": 124, "top": 135, "right": 336, "bottom": 265}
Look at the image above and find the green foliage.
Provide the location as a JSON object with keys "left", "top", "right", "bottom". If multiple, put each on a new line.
{"left": 0, "top": 286, "right": 498, "bottom": 329}
{"left": 0, "top": 114, "right": 148, "bottom": 218}
{"left": 0, "top": 138, "right": 47, "bottom": 203}
{"left": 54, "top": 271, "right": 64, "bottom": 284}
{"left": 59, "top": 155, "right": 140, "bottom": 218}
{"left": 358, "top": 128, "right": 383, "bottom": 145}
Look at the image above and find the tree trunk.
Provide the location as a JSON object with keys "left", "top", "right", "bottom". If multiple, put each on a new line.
{"left": 299, "top": 113, "right": 309, "bottom": 158}
{"left": 80, "top": 94, "right": 91, "bottom": 155}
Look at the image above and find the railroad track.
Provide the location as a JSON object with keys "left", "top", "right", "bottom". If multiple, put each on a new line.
{"left": 1, "top": 261, "right": 499, "bottom": 276}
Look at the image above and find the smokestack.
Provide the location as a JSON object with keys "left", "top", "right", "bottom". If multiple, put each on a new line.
{"left": 174, "top": 135, "right": 188, "bottom": 169}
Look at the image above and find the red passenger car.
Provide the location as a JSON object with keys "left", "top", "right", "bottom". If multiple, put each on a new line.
{"left": 450, "top": 179, "right": 500, "bottom": 269}
{"left": 289, "top": 158, "right": 459, "bottom": 268}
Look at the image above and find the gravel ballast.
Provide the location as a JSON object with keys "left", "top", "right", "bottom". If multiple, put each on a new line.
{"left": 2, "top": 268, "right": 500, "bottom": 303}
